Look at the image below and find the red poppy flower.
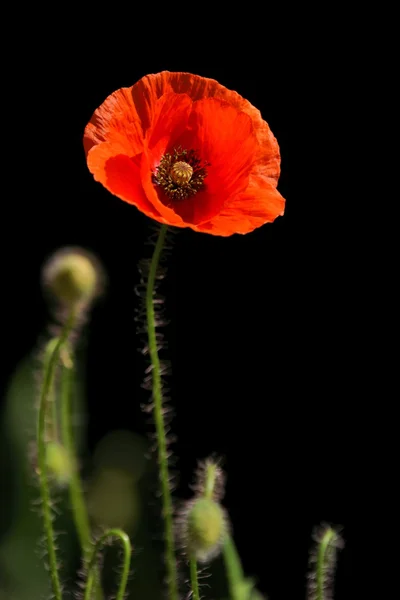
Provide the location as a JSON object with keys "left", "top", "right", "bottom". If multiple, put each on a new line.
{"left": 84, "top": 71, "right": 285, "bottom": 236}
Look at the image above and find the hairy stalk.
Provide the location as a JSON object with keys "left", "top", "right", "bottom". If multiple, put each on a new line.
{"left": 203, "top": 462, "right": 218, "bottom": 500}
{"left": 49, "top": 364, "right": 59, "bottom": 442}
{"left": 37, "top": 312, "right": 75, "bottom": 600}
{"left": 316, "top": 528, "right": 338, "bottom": 600}
{"left": 145, "top": 224, "right": 178, "bottom": 600}
{"left": 60, "top": 349, "right": 103, "bottom": 600}
{"left": 83, "top": 529, "right": 132, "bottom": 600}
{"left": 190, "top": 554, "right": 200, "bottom": 600}
{"left": 222, "top": 534, "right": 244, "bottom": 600}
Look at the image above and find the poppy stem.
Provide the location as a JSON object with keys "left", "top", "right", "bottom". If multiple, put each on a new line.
{"left": 59, "top": 345, "right": 104, "bottom": 600}
{"left": 189, "top": 554, "right": 200, "bottom": 600}
{"left": 37, "top": 312, "right": 75, "bottom": 600}
{"left": 83, "top": 529, "right": 132, "bottom": 600}
{"left": 222, "top": 534, "right": 245, "bottom": 600}
{"left": 315, "top": 528, "right": 337, "bottom": 600}
{"left": 145, "top": 224, "right": 179, "bottom": 600}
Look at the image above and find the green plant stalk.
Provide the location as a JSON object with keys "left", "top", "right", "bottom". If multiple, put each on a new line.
{"left": 83, "top": 529, "right": 132, "bottom": 600}
{"left": 37, "top": 313, "right": 75, "bottom": 600}
{"left": 49, "top": 367, "right": 59, "bottom": 442}
{"left": 204, "top": 461, "right": 217, "bottom": 499}
{"left": 60, "top": 350, "right": 103, "bottom": 600}
{"left": 145, "top": 224, "right": 178, "bottom": 600}
{"left": 223, "top": 534, "right": 245, "bottom": 600}
{"left": 190, "top": 554, "right": 200, "bottom": 600}
{"left": 316, "top": 528, "right": 336, "bottom": 600}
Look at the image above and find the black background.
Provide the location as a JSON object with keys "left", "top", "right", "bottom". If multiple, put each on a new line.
{"left": 1, "top": 7, "right": 378, "bottom": 600}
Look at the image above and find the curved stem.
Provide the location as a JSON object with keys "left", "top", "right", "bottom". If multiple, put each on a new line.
{"left": 190, "top": 554, "right": 200, "bottom": 600}
{"left": 316, "top": 528, "right": 336, "bottom": 600}
{"left": 60, "top": 350, "right": 103, "bottom": 600}
{"left": 83, "top": 529, "right": 132, "bottom": 600}
{"left": 145, "top": 224, "right": 178, "bottom": 600}
{"left": 37, "top": 313, "right": 75, "bottom": 600}
{"left": 222, "top": 534, "right": 244, "bottom": 600}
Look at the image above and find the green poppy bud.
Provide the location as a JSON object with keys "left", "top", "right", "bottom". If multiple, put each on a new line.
{"left": 182, "top": 496, "right": 227, "bottom": 563}
{"left": 45, "top": 442, "right": 72, "bottom": 486}
{"left": 43, "top": 247, "right": 103, "bottom": 310}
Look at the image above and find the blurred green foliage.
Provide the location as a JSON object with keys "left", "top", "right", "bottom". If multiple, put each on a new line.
{"left": 0, "top": 350, "right": 164, "bottom": 599}
{"left": 0, "top": 348, "right": 256, "bottom": 600}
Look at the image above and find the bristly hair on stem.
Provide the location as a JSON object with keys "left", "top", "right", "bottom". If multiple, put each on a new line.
{"left": 38, "top": 246, "right": 106, "bottom": 600}
{"left": 81, "top": 528, "right": 132, "bottom": 600}
{"left": 307, "top": 524, "right": 344, "bottom": 600}
{"left": 190, "top": 553, "right": 200, "bottom": 600}
{"left": 139, "top": 224, "right": 179, "bottom": 600}
{"left": 59, "top": 345, "right": 104, "bottom": 600}
{"left": 36, "top": 312, "right": 76, "bottom": 600}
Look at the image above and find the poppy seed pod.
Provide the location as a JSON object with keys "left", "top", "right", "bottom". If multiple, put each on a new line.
{"left": 43, "top": 247, "right": 102, "bottom": 310}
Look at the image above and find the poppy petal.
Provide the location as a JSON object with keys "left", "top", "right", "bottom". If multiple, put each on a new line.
{"left": 194, "top": 173, "right": 285, "bottom": 236}
{"left": 84, "top": 88, "right": 144, "bottom": 156}
{"left": 147, "top": 93, "right": 193, "bottom": 161}
{"left": 150, "top": 97, "right": 258, "bottom": 225}
{"left": 131, "top": 72, "right": 281, "bottom": 181}
{"left": 87, "top": 144, "right": 166, "bottom": 222}
{"left": 140, "top": 151, "right": 185, "bottom": 226}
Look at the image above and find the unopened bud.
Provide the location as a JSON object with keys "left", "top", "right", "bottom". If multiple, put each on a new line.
{"left": 188, "top": 497, "right": 226, "bottom": 561}
{"left": 43, "top": 247, "right": 103, "bottom": 310}
{"left": 177, "top": 457, "right": 228, "bottom": 562}
{"left": 179, "top": 496, "right": 227, "bottom": 563}
{"left": 45, "top": 442, "right": 72, "bottom": 486}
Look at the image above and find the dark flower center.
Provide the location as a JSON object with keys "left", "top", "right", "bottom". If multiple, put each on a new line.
{"left": 153, "top": 147, "right": 209, "bottom": 201}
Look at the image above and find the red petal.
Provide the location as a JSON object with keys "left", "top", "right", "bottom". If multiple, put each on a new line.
{"left": 84, "top": 88, "right": 144, "bottom": 156}
{"left": 87, "top": 144, "right": 166, "bottom": 222}
{"left": 193, "top": 172, "right": 285, "bottom": 236}
{"left": 147, "top": 93, "right": 192, "bottom": 159}
{"left": 149, "top": 97, "right": 258, "bottom": 225}
{"left": 140, "top": 151, "right": 185, "bottom": 226}
{"left": 132, "top": 72, "right": 281, "bottom": 182}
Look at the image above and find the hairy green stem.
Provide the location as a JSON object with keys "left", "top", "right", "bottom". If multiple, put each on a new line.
{"left": 49, "top": 366, "right": 59, "bottom": 442}
{"left": 204, "top": 461, "right": 218, "bottom": 499}
{"left": 146, "top": 224, "right": 178, "bottom": 600}
{"left": 83, "top": 529, "right": 132, "bottom": 600}
{"left": 316, "top": 528, "right": 336, "bottom": 600}
{"left": 37, "top": 314, "right": 75, "bottom": 600}
{"left": 190, "top": 554, "right": 200, "bottom": 600}
{"left": 223, "top": 534, "right": 244, "bottom": 600}
{"left": 60, "top": 350, "right": 103, "bottom": 600}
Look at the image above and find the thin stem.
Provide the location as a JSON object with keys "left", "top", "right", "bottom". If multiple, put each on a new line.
{"left": 316, "top": 528, "right": 336, "bottom": 600}
{"left": 145, "top": 224, "right": 178, "bottom": 600}
{"left": 222, "top": 534, "right": 244, "bottom": 600}
{"left": 190, "top": 554, "right": 200, "bottom": 600}
{"left": 83, "top": 529, "right": 132, "bottom": 600}
{"left": 204, "top": 462, "right": 218, "bottom": 500}
{"left": 37, "top": 313, "right": 75, "bottom": 600}
{"left": 60, "top": 349, "right": 103, "bottom": 600}
{"left": 49, "top": 367, "right": 59, "bottom": 442}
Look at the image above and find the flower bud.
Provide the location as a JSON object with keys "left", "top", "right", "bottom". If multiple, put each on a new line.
{"left": 45, "top": 441, "right": 72, "bottom": 486}
{"left": 177, "top": 457, "right": 229, "bottom": 562}
{"left": 42, "top": 247, "right": 102, "bottom": 310}
{"left": 181, "top": 496, "right": 227, "bottom": 563}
